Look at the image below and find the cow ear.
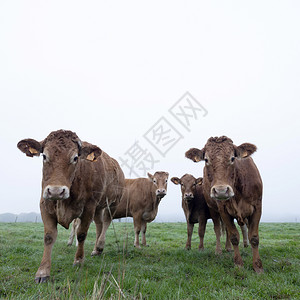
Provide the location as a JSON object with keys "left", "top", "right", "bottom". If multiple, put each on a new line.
{"left": 185, "top": 148, "right": 204, "bottom": 162}
{"left": 17, "top": 139, "right": 42, "bottom": 157}
{"left": 171, "top": 177, "right": 181, "bottom": 185}
{"left": 81, "top": 143, "right": 102, "bottom": 162}
{"left": 195, "top": 177, "right": 203, "bottom": 185}
{"left": 147, "top": 173, "right": 153, "bottom": 181}
{"left": 235, "top": 143, "right": 257, "bottom": 158}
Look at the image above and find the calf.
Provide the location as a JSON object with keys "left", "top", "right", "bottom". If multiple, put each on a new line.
{"left": 171, "top": 174, "right": 224, "bottom": 253}
{"left": 17, "top": 130, "right": 125, "bottom": 282}
{"left": 185, "top": 136, "right": 263, "bottom": 272}
{"left": 96, "top": 171, "right": 169, "bottom": 250}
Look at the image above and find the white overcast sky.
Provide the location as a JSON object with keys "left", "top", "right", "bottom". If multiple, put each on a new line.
{"left": 0, "top": 1, "right": 299, "bottom": 222}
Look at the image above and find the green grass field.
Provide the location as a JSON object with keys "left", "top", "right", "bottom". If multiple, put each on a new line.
{"left": 0, "top": 222, "right": 299, "bottom": 299}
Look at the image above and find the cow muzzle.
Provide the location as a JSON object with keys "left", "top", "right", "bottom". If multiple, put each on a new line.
{"left": 43, "top": 185, "right": 70, "bottom": 200}
{"left": 184, "top": 193, "right": 194, "bottom": 202}
{"left": 210, "top": 185, "right": 234, "bottom": 201}
{"left": 156, "top": 189, "right": 166, "bottom": 197}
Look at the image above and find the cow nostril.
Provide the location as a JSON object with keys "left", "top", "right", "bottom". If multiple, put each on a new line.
{"left": 47, "top": 188, "right": 51, "bottom": 195}
{"left": 60, "top": 188, "right": 65, "bottom": 196}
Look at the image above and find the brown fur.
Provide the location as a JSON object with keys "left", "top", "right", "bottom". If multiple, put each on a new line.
{"left": 93, "top": 171, "right": 169, "bottom": 251}
{"left": 17, "top": 130, "right": 125, "bottom": 282}
{"left": 185, "top": 136, "right": 263, "bottom": 272}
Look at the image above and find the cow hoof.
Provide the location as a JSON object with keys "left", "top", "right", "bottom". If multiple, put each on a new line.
{"left": 243, "top": 243, "right": 249, "bottom": 248}
{"left": 35, "top": 276, "right": 50, "bottom": 283}
{"left": 73, "top": 259, "right": 84, "bottom": 266}
{"left": 234, "top": 258, "right": 244, "bottom": 268}
{"left": 254, "top": 267, "right": 264, "bottom": 274}
{"left": 185, "top": 247, "right": 191, "bottom": 251}
{"left": 142, "top": 244, "right": 149, "bottom": 247}
{"left": 215, "top": 249, "right": 222, "bottom": 255}
{"left": 134, "top": 245, "right": 141, "bottom": 249}
{"left": 253, "top": 259, "right": 263, "bottom": 273}
{"left": 253, "top": 266, "right": 264, "bottom": 273}
{"left": 91, "top": 249, "right": 103, "bottom": 256}
{"left": 198, "top": 247, "right": 204, "bottom": 251}
{"left": 226, "top": 247, "right": 233, "bottom": 252}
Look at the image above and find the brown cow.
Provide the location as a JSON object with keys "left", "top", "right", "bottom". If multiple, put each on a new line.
{"left": 17, "top": 130, "right": 125, "bottom": 282}
{"left": 185, "top": 136, "right": 263, "bottom": 272}
{"left": 171, "top": 174, "right": 223, "bottom": 253}
{"left": 94, "top": 171, "right": 169, "bottom": 250}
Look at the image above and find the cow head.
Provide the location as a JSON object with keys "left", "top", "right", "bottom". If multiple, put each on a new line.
{"left": 148, "top": 171, "right": 169, "bottom": 198}
{"left": 171, "top": 174, "right": 202, "bottom": 203}
{"left": 17, "top": 130, "right": 102, "bottom": 201}
{"left": 185, "top": 136, "right": 256, "bottom": 201}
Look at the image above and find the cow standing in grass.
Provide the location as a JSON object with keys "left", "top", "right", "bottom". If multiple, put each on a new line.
{"left": 17, "top": 130, "right": 125, "bottom": 282}
{"left": 185, "top": 136, "right": 263, "bottom": 272}
{"left": 90, "top": 171, "right": 169, "bottom": 250}
{"left": 171, "top": 174, "right": 223, "bottom": 253}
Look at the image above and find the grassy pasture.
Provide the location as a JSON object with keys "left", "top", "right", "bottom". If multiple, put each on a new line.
{"left": 0, "top": 222, "right": 299, "bottom": 299}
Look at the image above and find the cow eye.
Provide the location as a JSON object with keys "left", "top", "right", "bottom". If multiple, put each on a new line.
{"left": 165, "top": 179, "right": 168, "bottom": 183}
{"left": 153, "top": 179, "right": 157, "bottom": 184}
{"left": 42, "top": 154, "right": 48, "bottom": 162}
{"left": 231, "top": 157, "right": 235, "bottom": 163}
{"left": 72, "top": 155, "right": 79, "bottom": 164}
{"left": 204, "top": 158, "right": 208, "bottom": 163}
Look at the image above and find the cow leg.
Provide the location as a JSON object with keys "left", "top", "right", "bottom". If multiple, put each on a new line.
{"left": 198, "top": 216, "right": 207, "bottom": 251}
{"left": 141, "top": 221, "right": 148, "bottom": 246}
{"left": 92, "top": 208, "right": 112, "bottom": 256}
{"left": 210, "top": 211, "right": 222, "bottom": 254}
{"left": 221, "top": 213, "right": 243, "bottom": 267}
{"left": 225, "top": 227, "right": 233, "bottom": 252}
{"left": 67, "top": 218, "right": 80, "bottom": 247}
{"left": 248, "top": 209, "right": 263, "bottom": 273}
{"left": 92, "top": 207, "right": 103, "bottom": 255}
{"left": 240, "top": 224, "right": 249, "bottom": 248}
{"left": 35, "top": 209, "right": 57, "bottom": 283}
{"left": 73, "top": 210, "right": 94, "bottom": 265}
{"left": 67, "top": 220, "right": 76, "bottom": 246}
{"left": 75, "top": 220, "right": 80, "bottom": 247}
{"left": 91, "top": 221, "right": 103, "bottom": 256}
{"left": 185, "top": 222, "right": 194, "bottom": 250}
{"left": 133, "top": 215, "right": 142, "bottom": 248}
{"left": 95, "top": 212, "right": 112, "bottom": 254}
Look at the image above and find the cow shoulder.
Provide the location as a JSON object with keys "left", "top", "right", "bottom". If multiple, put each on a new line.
{"left": 235, "top": 157, "right": 263, "bottom": 198}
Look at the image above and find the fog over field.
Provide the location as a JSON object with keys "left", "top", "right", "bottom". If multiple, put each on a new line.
{"left": 0, "top": 1, "right": 299, "bottom": 222}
